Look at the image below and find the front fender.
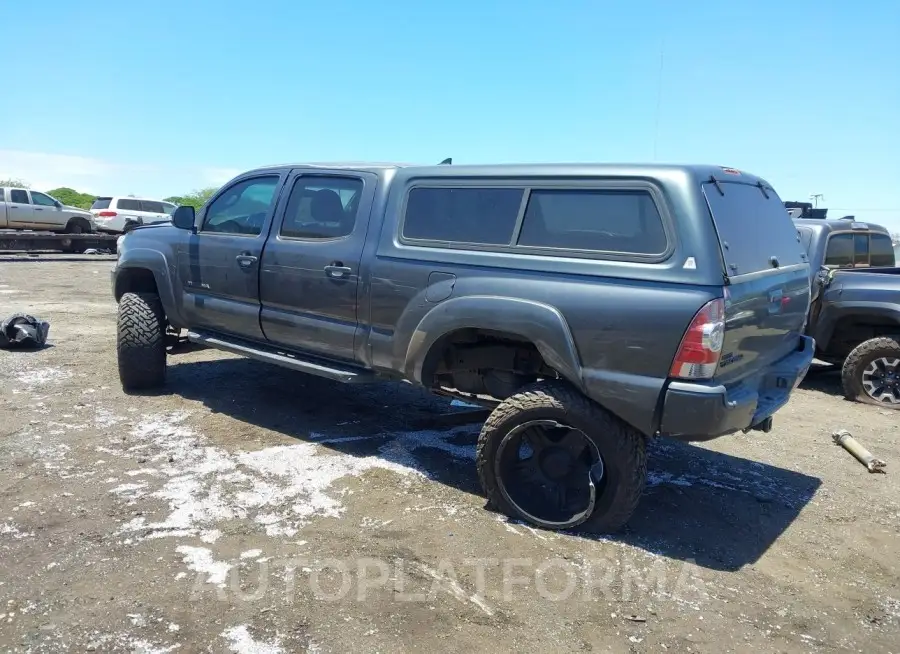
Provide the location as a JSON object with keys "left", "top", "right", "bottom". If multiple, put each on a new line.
{"left": 113, "top": 248, "right": 183, "bottom": 325}
{"left": 403, "top": 295, "right": 584, "bottom": 390}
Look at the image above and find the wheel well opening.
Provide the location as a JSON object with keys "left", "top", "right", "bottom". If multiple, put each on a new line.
{"left": 422, "top": 328, "right": 558, "bottom": 402}
{"left": 826, "top": 317, "right": 900, "bottom": 359}
{"left": 115, "top": 268, "right": 158, "bottom": 301}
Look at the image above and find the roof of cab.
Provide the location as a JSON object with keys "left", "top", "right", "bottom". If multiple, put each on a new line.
{"left": 254, "top": 162, "right": 411, "bottom": 174}
{"left": 250, "top": 162, "right": 772, "bottom": 186}
{"left": 794, "top": 217, "right": 891, "bottom": 235}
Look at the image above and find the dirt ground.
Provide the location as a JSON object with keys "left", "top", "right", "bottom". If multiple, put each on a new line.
{"left": 0, "top": 254, "right": 898, "bottom": 654}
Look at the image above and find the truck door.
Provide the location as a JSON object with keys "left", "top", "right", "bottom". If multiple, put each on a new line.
{"left": 29, "top": 191, "right": 65, "bottom": 227}
{"left": 6, "top": 189, "right": 34, "bottom": 227}
{"left": 259, "top": 170, "right": 378, "bottom": 363}
{"left": 177, "top": 173, "right": 287, "bottom": 340}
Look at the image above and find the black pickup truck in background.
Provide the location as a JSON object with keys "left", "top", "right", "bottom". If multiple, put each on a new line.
{"left": 795, "top": 215, "right": 900, "bottom": 409}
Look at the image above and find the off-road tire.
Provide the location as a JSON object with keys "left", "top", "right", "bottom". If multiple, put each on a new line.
{"left": 476, "top": 380, "right": 647, "bottom": 534}
{"left": 117, "top": 292, "right": 167, "bottom": 391}
{"left": 841, "top": 336, "right": 900, "bottom": 409}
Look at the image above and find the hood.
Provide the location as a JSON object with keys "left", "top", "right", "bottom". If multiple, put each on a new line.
{"left": 63, "top": 205, "right": 92, "bottom": 216}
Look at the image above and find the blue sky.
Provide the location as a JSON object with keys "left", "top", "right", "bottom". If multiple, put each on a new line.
{"left": 1, "top": 0, "right": 898, "bottom": 232}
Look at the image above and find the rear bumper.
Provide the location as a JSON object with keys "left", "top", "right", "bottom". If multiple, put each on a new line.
{"left": 659, "top": 335, "right": 815, "bottom": 441}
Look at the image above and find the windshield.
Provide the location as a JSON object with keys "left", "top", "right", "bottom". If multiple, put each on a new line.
{"left": 91, "top": 198, "right": 112, "bottom": 210}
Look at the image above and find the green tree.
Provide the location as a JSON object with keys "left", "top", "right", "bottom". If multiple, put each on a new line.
{"left": 0, "top": 178, "right": 29, "bottom": 188}
{"left": 164, "top": 186, "right": 218, "bottom": 210}
{"left": 46, "top": 187, "right": 96, "bottom": 210}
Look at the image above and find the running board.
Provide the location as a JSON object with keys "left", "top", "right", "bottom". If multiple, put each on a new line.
{"left": 186, "top": 330, "right": 377, "bottom": 384}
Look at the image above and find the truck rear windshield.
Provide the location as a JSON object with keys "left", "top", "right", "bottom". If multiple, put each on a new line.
{"left": 703, "top": 181, "right": 806, "bottom": 277}
{"left": 91, "top": 198, "right": 112, "bottom": 210}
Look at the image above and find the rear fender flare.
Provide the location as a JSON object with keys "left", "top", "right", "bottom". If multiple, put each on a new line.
{"left": 403, "top": 296, "right": 584, "bottom": 389}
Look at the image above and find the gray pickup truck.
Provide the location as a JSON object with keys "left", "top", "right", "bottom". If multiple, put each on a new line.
{"left": 112, "top": 162, "right": 814, "bottom": 533}
{"left": 796, "top": 217, "right": 900, "bottom": 407}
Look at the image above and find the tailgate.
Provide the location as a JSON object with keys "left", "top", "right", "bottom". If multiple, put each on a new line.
{"left": 703, "top": 179, "right": 810, "bottom": 382}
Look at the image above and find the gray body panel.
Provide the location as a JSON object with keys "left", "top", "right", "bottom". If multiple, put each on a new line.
{"left": 114, "top": 163, "right": 814, "bottom": 439}
{"left": 796, "top": 218, "right": 900, "bottom": 354}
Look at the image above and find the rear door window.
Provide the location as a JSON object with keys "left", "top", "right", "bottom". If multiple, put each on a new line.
{"left": 117, "top": 199, "right": 142, "bottom": 211}
{"left": 10, "top": 189, "right": 29, "bottom": 204}
{"left": 703, "top": 181, "right": 805, "bottom": 276}
{"left": 141, "top": 200, "right": 165, "bottom": 213}
{"left": 280, "top": 176, "right": 364, "bottom": 239}
{"left": 91, "top": 198, "right": 112, "bottom": 210}
{"left": 517, "top": 189, "right": 667, "bottom": 254}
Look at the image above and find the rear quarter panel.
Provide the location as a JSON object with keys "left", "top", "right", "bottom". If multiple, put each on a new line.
{"left": 363, "top": 167, "right": 727, "bottom": 436}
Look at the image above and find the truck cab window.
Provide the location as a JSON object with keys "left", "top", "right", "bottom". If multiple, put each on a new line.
{"left": 31, "top": 192, "right": 57, "bottom": 207}
{"left": 10, "top": 189, "right": 29, "bottom": 204}
{"left": 870, "top": 233, "right": 895, "bottom": 267}
{"left": 201, "top": 176, "right": 279, "bottom": 236}
{"left": 824, "top": 233, "right": 853, "bottom": 267}
{"left": 853, "top": 233, "right": 869, "bottom": 267}
{"left": 280, "top": 176, "right": 363, "bottom": 239}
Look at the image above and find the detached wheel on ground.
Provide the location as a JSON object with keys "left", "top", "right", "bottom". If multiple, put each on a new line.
{"left": 117, "top": 292, "right": 167, "bottom": 391}
{"left": 841, "top": 336, "right": 900, "bottom": 409}
{"left": 476, "top": 380, "right": 647, "bottom": 533}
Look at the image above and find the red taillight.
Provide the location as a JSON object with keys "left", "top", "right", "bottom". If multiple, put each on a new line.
{"left": 98, "top": 211, "right": 117, "bottom": 217}
{"left": 670, "top": 298, "right": 726, "bottom": 380}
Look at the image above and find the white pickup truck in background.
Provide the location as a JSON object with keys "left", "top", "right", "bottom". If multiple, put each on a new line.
{"left": 0, "top": 187, "right": 96, "bottom": 233}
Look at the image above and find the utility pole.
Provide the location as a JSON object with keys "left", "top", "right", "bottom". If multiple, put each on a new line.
{"left": 810, "top": 193, "right": 824, "bottom": 207}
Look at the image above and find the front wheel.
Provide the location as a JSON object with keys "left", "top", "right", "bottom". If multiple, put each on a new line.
{"left": 117, "top": 292, "right": 167, "bottom": 391}
{"left": 476, "top": 380, "right": 647, "bottom": 533}
{"left": 63, "top": 218, "right": 92, "bottom": 253}
{"left": 841, "top": 336, "right": 900, "bottom": 409}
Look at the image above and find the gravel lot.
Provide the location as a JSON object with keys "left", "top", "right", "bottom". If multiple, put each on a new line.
{"left": 1, "top": 255, "right": 898, "bottom": 653}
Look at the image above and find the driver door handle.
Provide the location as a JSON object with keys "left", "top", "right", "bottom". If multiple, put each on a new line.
{"left": 324, "top": 263, "right": 352, "bottom": 279}
{"left": 236, "top": 253, "right": 258, "bottom": 268}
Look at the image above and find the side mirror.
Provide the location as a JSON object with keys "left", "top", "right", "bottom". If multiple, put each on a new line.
{"left": 54, "top": 200, "right": 61, "bottom": 208}
{"left": 172, "top": 205, "right": 196, "bottom": 231}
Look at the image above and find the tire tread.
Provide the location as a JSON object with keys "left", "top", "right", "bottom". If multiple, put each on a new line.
{"left": 840, "top": 336, "right": 900, "bottom": 408}
{"left": 117, "top": 292, "right": 166, "bottom": 390}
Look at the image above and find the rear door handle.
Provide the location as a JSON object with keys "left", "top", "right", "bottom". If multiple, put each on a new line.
{"left": 236, "top": 253, "right": 258, "bottom": 268}
{"left": 324, "top": 264, "right": 352, "bottom": 279}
